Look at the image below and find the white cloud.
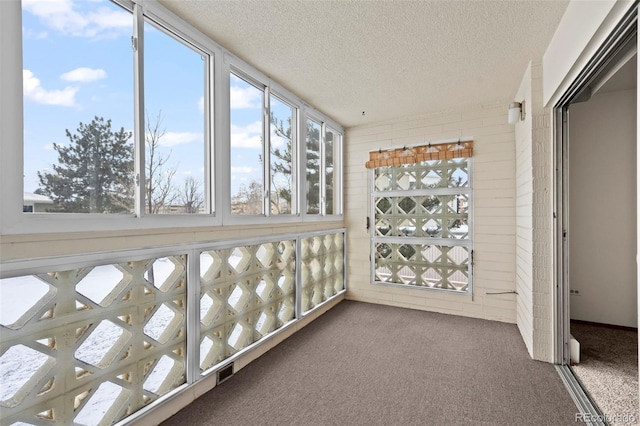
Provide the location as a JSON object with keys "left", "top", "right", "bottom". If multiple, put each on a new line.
{"left": 157, "top": 131, "right": 203, "bottom": 147}
{"left": 23, "top": 69, "right": 78, "bottom": 107}
{"left": 270, "top": 133, "right": 286, "bottom": 148}
{"left": 43, "top": 143, "right": 55, "bottom": 150}
{"left": 60, "top": 67, "right": 107, "bottom": 82}
{"left": 231, "top": 122, "right": 262, "bottom": 148}
{"left": 230, "top": 85, "right": 262, "bottom": 109}
{"left": 198, "top": 96, "right": 204, "bottom": 114}
{"left": 231, "top": 166, "right": 253, "bottom": 174}
{"left": 23, "top": 28, "right": 48, "bottom": 39}
{"left": 22, "top": 0, "right": 131, "bottom": 39}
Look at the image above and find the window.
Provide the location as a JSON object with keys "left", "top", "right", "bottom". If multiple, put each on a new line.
{"left": 229, "top": 73, "right": 302, "bottom": 217}
{"left": 269, "top": 95, "right": 296, "bottom": 215}
{"left": 305, "top": 118, "right": 342, "bottom": 216}
{"left": 7, "top": 0, "right": 343, "bottom": 233}
{"left": 22, "top": 0, "right": 135, "bottom": 213}
{"left": 229, "top": 72, "right": 264, "bottom": 215}
{"left": 370, "top": 141, "right": 473, "bottom": 293}
{"left": 143, "top": 19, "right": 209, "bottom": 215}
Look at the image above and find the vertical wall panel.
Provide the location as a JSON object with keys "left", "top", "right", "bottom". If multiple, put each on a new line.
{"left": 344, "top": 102, "right": 517, "bottom": 322}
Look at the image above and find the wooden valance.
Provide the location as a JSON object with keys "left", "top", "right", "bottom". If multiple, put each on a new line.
{"left": 365, "top": 140, "right": 473, "bottom": 169}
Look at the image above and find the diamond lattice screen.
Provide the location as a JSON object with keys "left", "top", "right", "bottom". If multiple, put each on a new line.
{"left": 0, "top": 256, "right": 187, "bottom": 425}
{"left": 1, "top": 231, "right": 346, "bottom": 424}
{"left": 372, "top": 158, "right": 472, "bottom": 293}
{"left": 199, "top": 240, "right": 296, "bottom": 372}
{"left": 300, "top": 232, "right": 345, "bottom": 313}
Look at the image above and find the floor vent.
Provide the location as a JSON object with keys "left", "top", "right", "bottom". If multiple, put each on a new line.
{"left": 217, "top": 363, "right": 234, "bottom": 384}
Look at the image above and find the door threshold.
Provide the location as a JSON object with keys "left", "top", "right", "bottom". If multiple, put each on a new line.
{"left": 556, "top": 364, "right": 608, "bottom": 425}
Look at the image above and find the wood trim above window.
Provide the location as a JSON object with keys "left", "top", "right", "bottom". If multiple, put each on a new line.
{"left": 365, "top": 140, "right": 473, "bottom": 169}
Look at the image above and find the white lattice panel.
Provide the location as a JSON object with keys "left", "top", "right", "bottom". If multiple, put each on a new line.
{"left": 1, "top": 230, "right": 346, "bottom": 424}
{"left": 0, "top": 256, "right": 187, "bottom": 425}
{"left": 372, "top": 158, "right": 472, "bottom": 293}
{"left": 199, "top": 240, "right": 296, "bottom": 372}
{"left": 375, "top": 243, "right": 469, "bottom": 291}
{"left": 300, "top": 233, "right": 344, "bottom": 313}
{"left": 374, "top": 159, "right": 469, "bottom": 191}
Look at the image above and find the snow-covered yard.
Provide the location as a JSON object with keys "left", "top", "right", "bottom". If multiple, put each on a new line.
{"left": 0, "top": 258, "right": 182, "bottom": 425}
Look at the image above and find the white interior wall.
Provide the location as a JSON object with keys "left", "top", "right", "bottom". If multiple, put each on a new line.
{"left": 344, "top": 102, "right": 517, "bottom": 322}
{"left": 568, "top": 88, "right": 638, "bottom": 328}
{"left": 530, "top": 62, "right": 557, "bottom": 362}
{"left": 514, "top": 60, "right": 557, "bottom": 362}
{"left": 514, "top": 63, "right": 535, "bottom": 356}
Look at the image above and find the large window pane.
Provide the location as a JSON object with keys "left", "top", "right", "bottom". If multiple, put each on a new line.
{"left": 22, "top": 0, "right": 134, "bottom": 213}
{"left": 306, "top": 119, "right": 321, "bottom": 215}
{"left": 144, "top": 20, "right": 208, "bottom": 214}
{"left": 230, "top": 73, "right": 264, "bottom": 215}
{"left": 269, "top": 96, "right": 295, "bottom": 215}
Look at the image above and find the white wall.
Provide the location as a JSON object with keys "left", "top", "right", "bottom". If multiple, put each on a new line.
{"left": 530, "top": 63, "right": 557, "bottom": 362}
{"left": 515, "top": 63, "right": 535, "bottom": 355}
{"left": 569, "top": 88, "right": 637, "bottom": 327}
{"left": 344, "top": 101, "right": 517, "bottom": 322}
{"left": 514, "top": 61, "right": 557, "bottom": 362}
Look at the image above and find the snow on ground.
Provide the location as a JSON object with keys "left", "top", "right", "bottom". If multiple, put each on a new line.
{"left": 0, "top": 258, "right": 179, "bottom": 424}
{"left": 1, "top": 253, "right": 253, "bottom": 424}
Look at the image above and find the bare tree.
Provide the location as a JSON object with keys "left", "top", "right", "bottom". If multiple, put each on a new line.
{"left": 231, "top": 181, "right": 263, "bottom": 215}
{"left": 181, "top": 176, "right": 204, "bottom": 213}
{"left": 145, "top": 111, "right": 177, "bottom": 213}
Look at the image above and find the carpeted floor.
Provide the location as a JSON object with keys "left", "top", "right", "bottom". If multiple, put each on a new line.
{"left": 571, "top": 321, "right": 639, "bottom": 426}
{"left": 163, "top": 301, "right": 579, "bottom": 425}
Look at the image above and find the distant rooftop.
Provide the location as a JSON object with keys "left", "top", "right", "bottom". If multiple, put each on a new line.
{"left": 23, "top": 192, "right": 53, "bottom": 204}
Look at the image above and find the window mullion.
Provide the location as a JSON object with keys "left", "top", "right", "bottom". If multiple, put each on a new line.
{"left": 319, "top": 122, "right": 326, "bottom": 215}
{"left": 204, "top": 52, "right": 213, "bottom": 215}
{"left": 263, "top": 86, "right": 271, "bottom": 216}
{"left": 292, "top": 107, "right": 299, "bottom": 216}
{"left": 133, "top": 4, "right": 145, "bottom": 218}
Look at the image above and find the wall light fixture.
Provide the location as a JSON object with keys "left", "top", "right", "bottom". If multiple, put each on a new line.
{"left": 508, "top": 101, "right": 525, "bottom": 124}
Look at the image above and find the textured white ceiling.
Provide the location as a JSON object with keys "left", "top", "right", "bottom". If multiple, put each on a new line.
{"left": 157, "top": 0, "right": 569, "bottom": 128}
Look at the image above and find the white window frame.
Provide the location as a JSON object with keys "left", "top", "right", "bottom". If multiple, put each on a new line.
{"left": 0, "top": 0, "right": 343, "bottom": 235}
{"left": 268, "top": 91, "right": 300, "bottom": 217}
{"left": 303, "top": 112, "right": 343, "bottom": 219}
{"left": 137, "top": 10, "right": 214, "bottom": 218}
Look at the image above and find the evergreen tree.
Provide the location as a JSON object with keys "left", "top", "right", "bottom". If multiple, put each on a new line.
{"left": 269, "top": 119, "right": 323, "bottom": 214}
{"left": 37, "top": 116, "right": 133, "bottom": 213}
{"left": 304, "top": 121, "right": 321, "bottom": 214}
{"left": 231, "top": 118, "right": 326, "bottom": 215}
{"left": 269, "top": 112, "right": 293, "bottom": 213}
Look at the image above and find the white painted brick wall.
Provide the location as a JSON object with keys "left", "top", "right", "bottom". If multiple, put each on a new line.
{"left": 530, "top": 62, "right": 555, "bottom": 362}
{"left": 345, "top": 101, "right": 517, "bottom": 323}
{"left": 513, "top": 61, "right": 556, "bottom": 363}
{"left": 514, "top": 63, "right": 534, "bottom": 357}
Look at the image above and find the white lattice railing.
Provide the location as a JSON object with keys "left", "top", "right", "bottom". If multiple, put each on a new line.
{"left": 0, "top": 229, "right": 346, "bottom": 425}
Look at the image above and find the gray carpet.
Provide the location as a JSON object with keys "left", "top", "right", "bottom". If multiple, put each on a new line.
{"left": 571, "top": 321, "right": 639, "bottom": 426}
{"left": 164, "top": 301, "right": 579, "bottom": 425}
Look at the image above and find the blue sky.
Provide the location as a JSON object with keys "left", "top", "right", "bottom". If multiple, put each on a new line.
{"left": 22, "top": 0, "right": 274, "bottom": 199}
